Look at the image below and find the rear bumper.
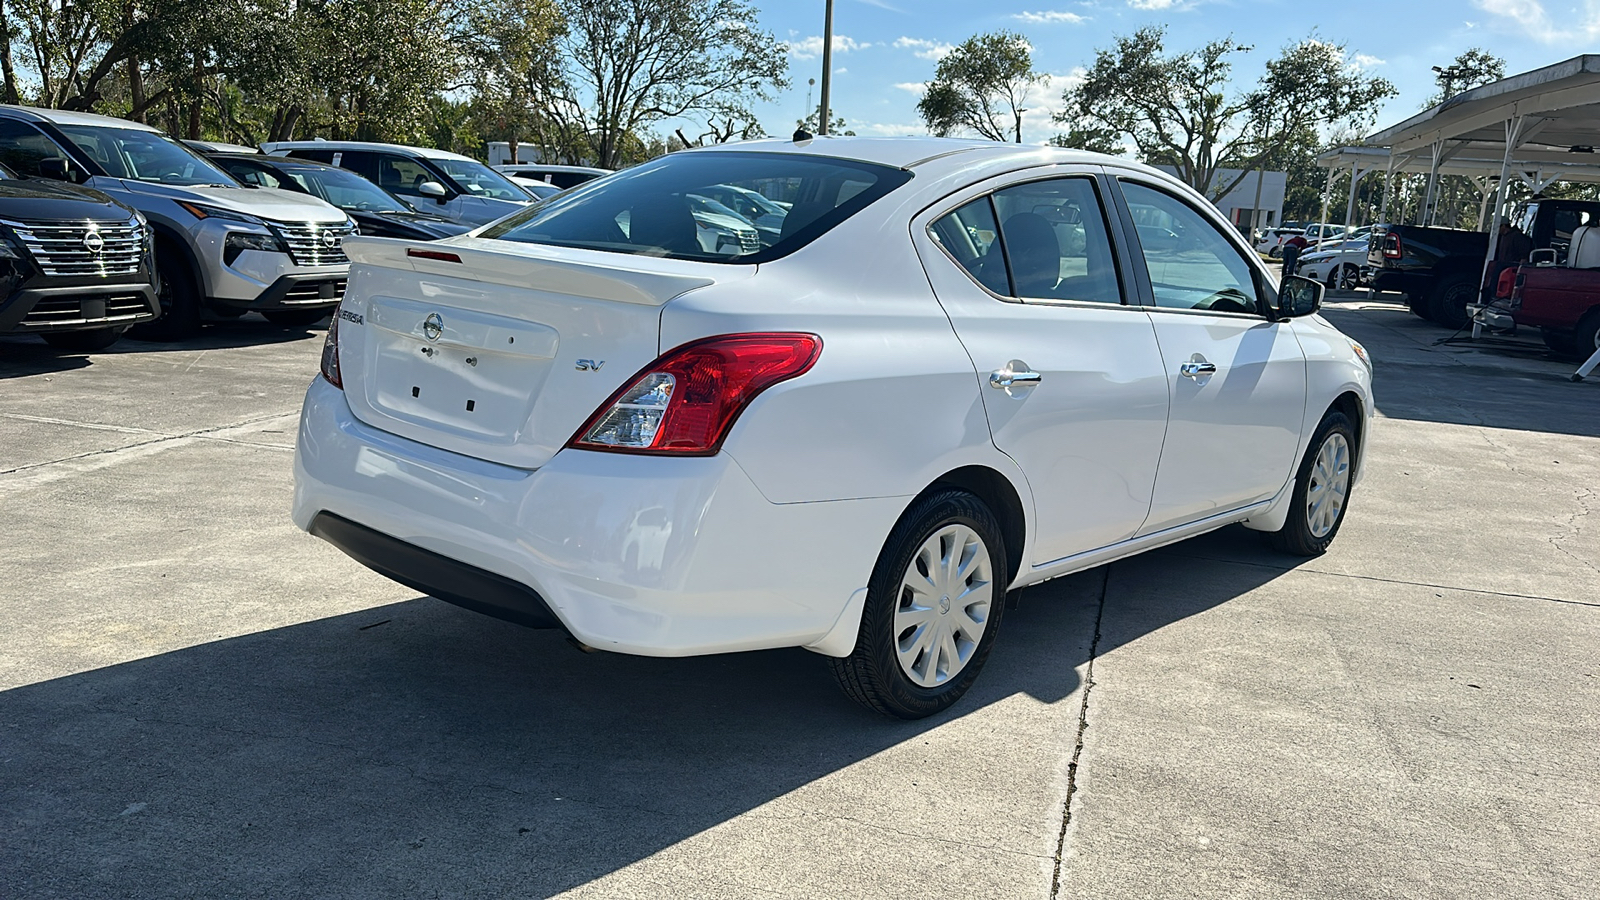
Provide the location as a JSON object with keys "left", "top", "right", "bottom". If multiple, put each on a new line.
{"left": 292, "top": 377, "right": 903, "bottom": 657}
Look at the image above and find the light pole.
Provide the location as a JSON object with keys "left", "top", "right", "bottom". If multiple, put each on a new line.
{"left": 818, "top": 0, "right": 834, "bottom": 136}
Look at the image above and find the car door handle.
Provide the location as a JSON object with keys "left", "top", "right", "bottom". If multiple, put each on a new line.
{"left": 1179, "top": 361, "right": 1217, "bottom": 379}
{"left": 989, "top": 362, "right": 1043, "bottom": 389}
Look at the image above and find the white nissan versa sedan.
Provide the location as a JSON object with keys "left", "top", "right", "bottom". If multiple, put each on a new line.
{"left": 294, "top": 137, "right": 1373, "bottom": 719}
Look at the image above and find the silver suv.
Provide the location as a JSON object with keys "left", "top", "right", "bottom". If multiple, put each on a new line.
{"left": 0, "top": 107, "right": 355, "bottom": 338}
{"left": 263, "top": 141, "right": 534, "bottom": 226}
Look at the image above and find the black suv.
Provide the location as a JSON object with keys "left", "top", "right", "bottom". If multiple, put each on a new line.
{"left": 0, "top": 161, "right": 157, "bottom": 350}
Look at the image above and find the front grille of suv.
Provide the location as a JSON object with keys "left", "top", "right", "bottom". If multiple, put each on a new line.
{"left": 269, "top": 222, "right": 357, "bottom": 267}
{"left": 20, "top": 293, "right": 153, "bottom": 328}
{"left": 5, "top": 218, "right": 145, "bottom": 277}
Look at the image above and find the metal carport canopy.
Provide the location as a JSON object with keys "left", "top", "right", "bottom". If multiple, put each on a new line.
{"left": 1357, "top": 54, "right": 1600, "bottom": 304}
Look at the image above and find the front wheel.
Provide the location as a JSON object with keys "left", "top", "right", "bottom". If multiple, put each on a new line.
{"left": 1335, "top": 263, "right": 1360, "bottom": 291}
{"left": 128, "top": 251, "right": 200, "bottom": 341}
{"left": 1267, "top": 410, "right": 1356, "bottom": 556}
{"left": 1427, "top": 277, "right": 1474, "bottom": 330}
{"left": 828, "top": 489, "right": 1008, "bottom": 719}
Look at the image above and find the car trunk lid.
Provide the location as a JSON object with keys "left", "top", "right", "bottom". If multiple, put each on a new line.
{"left": 337, "top": 236, "right": 750, "bottom": 468}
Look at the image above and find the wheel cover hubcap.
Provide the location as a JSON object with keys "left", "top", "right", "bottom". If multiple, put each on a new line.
{"left": 1305, "top": 433, "right": 1351, "bottom": 538}
{"left": 894, "top": 524, "right": 992, "bottom": 688}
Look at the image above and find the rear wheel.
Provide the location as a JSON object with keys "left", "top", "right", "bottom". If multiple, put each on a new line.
{"left": 1334, "top": 263, "right": 1360, "bottom": 291}
{"left": 829, "top": 489, "right": 1008, "bottom": 719}
{"left": 263, "top": 308, "right": 331, "bottom": 327}
{"left": 1267, "top": 410, "right": 1355, "bottom": 557}
{"left": 128, "top": 250, "right": 200, "bottom": 341}
{"left": 1427, "top": 276, "right": 1474, "bottom": 330}
{"left": 41, "top": 327, "right": 125, "bottom": 352}
{"left": 1573, "top": 310, "right": 1600, "bottom": 359}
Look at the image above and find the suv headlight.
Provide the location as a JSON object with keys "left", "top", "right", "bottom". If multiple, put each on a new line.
{"left": 223, "top": 232, "right": 286, "bottom": 265}
{"left": 177, "top": 201, "right": 266, "bottom": 226}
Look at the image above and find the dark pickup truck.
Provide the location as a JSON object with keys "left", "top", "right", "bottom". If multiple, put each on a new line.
{"left": 1366, "top": 198, "right": 1600, "bottom": 329}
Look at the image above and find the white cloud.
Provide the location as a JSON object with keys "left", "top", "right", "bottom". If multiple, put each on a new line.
{"left": 1471, "top": 0, "right": 1600, "bottom": 42}
{"left": 787, "top": 35, "right": 871, "bottom": 61}
{"left": 1127, "top": 0, "right": 1176, "bottom": 8}
{"left": 856, "top": 122, "right": 930, "bottom": 137}
{"left": 1351, "top": 54, "right": 1385, "bottom": 69}
{"left": 892, "top": 81, "right": 928, "bottom": 95}
{"left": 894, "top": 37, "right": 956, "bottom": 61}
{"left": 1014, "top": 10, "right": 1088, "bottom": 23}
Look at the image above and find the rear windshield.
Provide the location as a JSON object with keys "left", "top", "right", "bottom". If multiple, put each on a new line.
{"left": 478, "top": 151, "right": 912, "bottom": 263}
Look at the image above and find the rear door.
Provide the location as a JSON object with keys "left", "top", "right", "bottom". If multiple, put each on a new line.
{"left": 1110, "top": 175, "right": 1308, "bottom": 534}
{"left": 914, "top": 170, "right": 1171, "bottom": 565}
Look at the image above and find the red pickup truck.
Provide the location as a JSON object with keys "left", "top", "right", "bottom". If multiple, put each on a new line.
{"left": 1482, "top": 225, "right": 1600, "bottom": 358}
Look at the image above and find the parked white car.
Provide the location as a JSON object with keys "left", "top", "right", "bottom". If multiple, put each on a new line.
{"left": 1297, "top": 238, "right": 1373, "bottom": 290}
{"left": 1256, "top": 226, "right": 1305, "bottom": 257}
{"left": 294, "top": 137, "right": 1374, "bottom": 719}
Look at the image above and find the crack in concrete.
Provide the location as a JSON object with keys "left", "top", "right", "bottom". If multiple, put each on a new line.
{"left": 0, "top": 412, "right": 297, "bottom": 479}
{"left": 1549, "top": 487, "right": 1597, "bottom": 578}
{"left": 1050, "top": 564, "right": 1110, "bottom": 899}
{"left": 1168, "top": 552, "right": 1600, "bottom": 609}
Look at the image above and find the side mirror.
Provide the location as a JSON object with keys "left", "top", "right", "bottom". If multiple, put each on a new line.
{"left": 37, "top": 157, "right": 76, "bottom": 182}
{"left": 1530, "top": 248, "right": 1557, "bottom": 266}
{"left": 417, "top": 181, "right": 449, "bottom": 201}
{"left": 1277, "top": 274, "right": 1323, "bottom": 318}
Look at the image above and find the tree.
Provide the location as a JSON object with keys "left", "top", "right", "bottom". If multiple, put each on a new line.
{"left": 535, "top": 0, "right": 787, "bottom": 168}
{"left": 1059, "top": 27, "right": 1395, "bottom": 200}
{"left": 915, "top": 31, "right": 1039, "bottom": 143}
{"left": 797, "top": 104, "right": 853, "bottom": 136}
{"left": 1427, "top": 47, "right": 1504, "bottom": 106}
{"left": 461, "top": 0, "right": 564, "bottom": 164}
{"left": 1049, "top": 125, "right": 1123, "bottom": 155}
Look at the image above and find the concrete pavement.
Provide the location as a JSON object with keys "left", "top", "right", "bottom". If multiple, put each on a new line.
{"left": 1, "top": 297, "right": 1595, "bottom": 898}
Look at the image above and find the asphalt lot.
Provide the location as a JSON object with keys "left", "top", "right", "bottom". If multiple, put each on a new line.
{"left": 2, "top": 295, "right": 1596, "bottom": 899}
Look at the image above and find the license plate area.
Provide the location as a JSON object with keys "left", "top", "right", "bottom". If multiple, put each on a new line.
{"left": 364, "top": 295, "right": 558, "bottom": 441}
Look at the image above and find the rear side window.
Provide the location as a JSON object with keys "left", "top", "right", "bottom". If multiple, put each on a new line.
{"left": 479, "top": 151, "right": 911, "bottom": 264}
{"left": 931, "top": 197, "right": 1008, "bottom": 295}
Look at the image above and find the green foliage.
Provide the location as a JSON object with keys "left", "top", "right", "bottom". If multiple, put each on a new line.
{"left": 1060, "top": 27, "right": 1396, "bottom": 200}
{"left": 1049, "top": 126, "right": 1124, "bottom": 155}
{"left": 1424, "top": 47, "right": 1505, "bottom": 107}
{"left": 797, "top": 104, "right": 853, "bottom": 136}
{"left": 916, "top": 31, "right": 1039, "bottom": 143}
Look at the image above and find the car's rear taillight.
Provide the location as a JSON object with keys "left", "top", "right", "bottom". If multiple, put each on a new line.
{"left": 568, "top": 333, "right": 821, "bottom": 455}
{"left": 1382, "top": 233, "right": 1403, "bottom": 259}
{"left": 320, "top": 311, "right": 342, "bottom": 389}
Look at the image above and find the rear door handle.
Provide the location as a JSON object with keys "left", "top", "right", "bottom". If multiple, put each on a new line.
{"left": 989, "top": 360, "right": 1043, "bottom": 390}
{"left": 1179, "top": 361, "right": 1217, "bottom": 379}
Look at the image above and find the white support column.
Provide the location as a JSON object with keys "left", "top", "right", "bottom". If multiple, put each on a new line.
{"left": 1379, "top": 155, "right": 1397, "bottom": 223}
{"left": 1318, "top": 164, "right": 1335, "bottom": 226}
{"left": 1475, "top": 114, "right": 1525, "bottom": 339}
{"left": 1344, "top": 160, "right": 1368, "bottom": 227}
{"left": 1422, "top": 140, "right": 1445, "bottom": 225}
{"left": 1474, "top": 176, "right": 1495, "bottom": 231}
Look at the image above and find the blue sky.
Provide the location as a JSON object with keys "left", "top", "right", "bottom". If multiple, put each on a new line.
{"left": 736, "top": 0, "right": 1598, "bottom": 144}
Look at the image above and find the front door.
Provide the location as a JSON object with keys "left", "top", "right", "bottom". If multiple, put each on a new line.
{"left": 915, "top": 172, "right": 1171, "bottom": 566}
{"left": 1113, "top": 177, "right": 1308, "bottom": 534}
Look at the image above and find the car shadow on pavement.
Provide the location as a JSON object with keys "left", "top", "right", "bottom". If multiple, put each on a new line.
{"left": 0, "top": 319, "right": 323, "bottom": 378}
{"left": 0, "top": 542, "right": 1291, "bottom": 899}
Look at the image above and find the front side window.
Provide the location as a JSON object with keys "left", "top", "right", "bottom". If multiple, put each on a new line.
{"left": 278, "top": 164, "right": 407, "bottom": 212}
{"left": 992, "top": 177, "right": 1121, "bottom": 304}
{"left": 374, "top": 154, "right": 435, "bottom": 197}
{"left": 480, "top": 151, "right": 911, "bottom": 264}
{"left": 223, "top": 160, "right": 284, "bottom": 190}
{"left": 429, "top": 158, "right": 530, "bottom": 201}
{"left": 1120, "top": 180, "right": 1263, "bottom": 315}
{"left": 56, "top": 125, "right": 235, "bottom": 186}
{"left": 930, "top": 197, "right": 1008, "bottom": 295}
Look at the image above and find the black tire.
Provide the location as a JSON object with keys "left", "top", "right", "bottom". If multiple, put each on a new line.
{"left": 1267, "top": 410, "right": 1356, "bottom": 557}
{"left": 128, "top": 250, "right": 200, "bottom": 341}
{"left": 41, "top": 327, "right": 125, "bottom": 352}
{"left": 263, "top": 308, "right": 331, "bottom": 327}
{"left": 1427, "top": 276, "right": 1474, "bottom": 330}
{"left": 1573, "top": 310, "right": 1600, "bottom": 359}
{"left": 1268, "top": 246, "right": 1282, "bottom": 259}
{"left": 1541, "top": 327, "right": 1583, "bottom": 360}
{"left": 1405, "top": 294, "right": 1431, "bottom": 319}
{"left": 829, "top": 489, "right": 1009, "bottom": 719}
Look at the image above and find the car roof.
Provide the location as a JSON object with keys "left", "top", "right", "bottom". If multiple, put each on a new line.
{"left": 263, "top": 140, "right": 480, "bottom": 162}
{"left": 672, "top": 135, "right": 1128, "bottom": 171}
{"left": 212, "top": 151, "right": 339, "bottom": 170}
{"left": 0, "top": 104, "right": 162, "bottom": 132}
